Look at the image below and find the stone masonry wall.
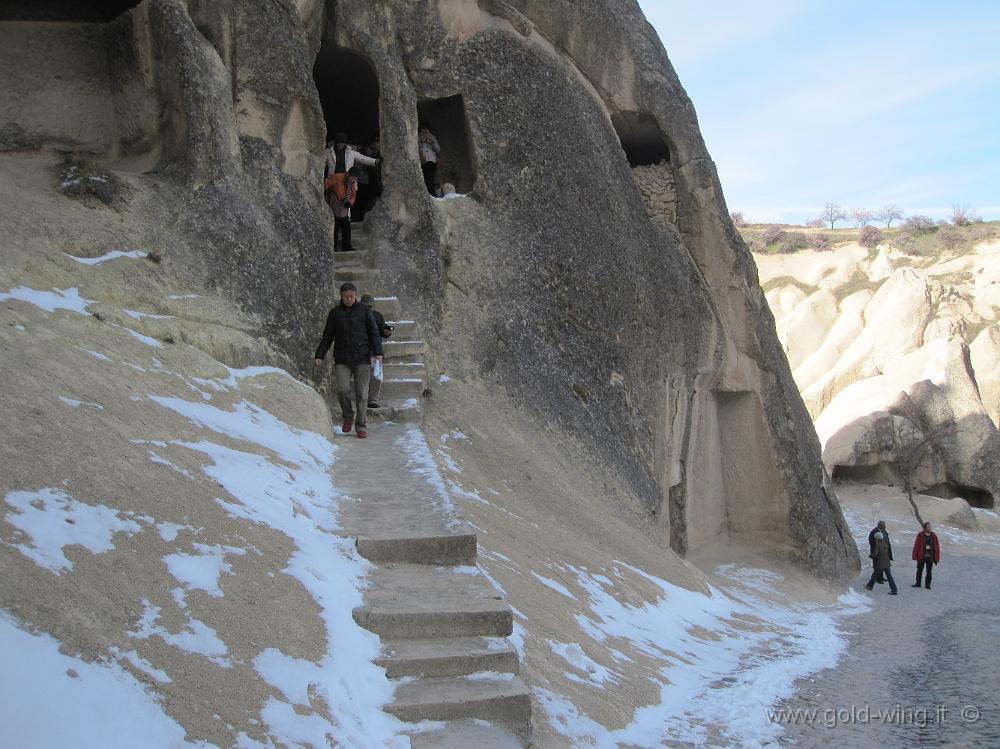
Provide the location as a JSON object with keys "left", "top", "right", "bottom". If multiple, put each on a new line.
{"left": 632, "top": 159, "right": 676, "bottom": 224}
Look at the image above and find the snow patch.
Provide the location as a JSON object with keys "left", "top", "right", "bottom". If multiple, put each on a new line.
{"left": 163, "top": 544, "right": 245, "bottom": 598}
{"left": 531, "top": 571, "right": 576, "bottom": 600}
{"left": 534, "top": 562, "right": 869, "bottom": 748}
{"left": 0, "top": 612, "right": 212, "bottom": 748}
{"left": 0, "top": 286, "right": 94, "bottom": 314}
{"left": 146, "top": 394, "right": 409, "bottom": 747}
{"left": 64, "top": 250, "right": 147, "bottom": 266}
{"left": 58, "top": 396, "right": 104, "bottom": 410}
{"left": 3, "top": 488, "right": 140, "bottom": 573}
{"left": 129, "top": 599, "right": 231, "bottom": 667}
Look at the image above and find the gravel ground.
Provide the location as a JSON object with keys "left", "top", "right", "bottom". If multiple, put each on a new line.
{"left": 774, "top": 488, "right": 1000, "bottom": 748}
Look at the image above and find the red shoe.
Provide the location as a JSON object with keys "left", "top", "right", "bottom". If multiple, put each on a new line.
{"left": 342, "top": 420, "right": 353, "bottom": 434}
{"left": 356, "top": 427, "right": 368, "bottom": 439}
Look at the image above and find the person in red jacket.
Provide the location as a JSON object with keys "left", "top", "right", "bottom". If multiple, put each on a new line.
{"left": 911, "top": 522, "right": 941, "bottom": 590}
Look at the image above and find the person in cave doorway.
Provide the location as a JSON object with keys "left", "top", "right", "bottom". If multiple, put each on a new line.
{"left": 418, "top": 122, "right": 441, "bottom": 196}
{"left": 314, "top": 282, "right": 384, "bottom": 439}
{"left": 324, "top": 132, "right": 378, "bottom": 251}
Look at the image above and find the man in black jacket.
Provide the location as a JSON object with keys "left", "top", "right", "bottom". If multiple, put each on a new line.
{"left": 867, "top": 520, "right": 892, "bottom": 584}
{"left": 314, "top": 282, "right": 384, "bottom": 438}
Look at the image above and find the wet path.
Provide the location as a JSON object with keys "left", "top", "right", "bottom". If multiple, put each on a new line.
{"left": 776, "top": 552, "right": 1000, "bottom": 748}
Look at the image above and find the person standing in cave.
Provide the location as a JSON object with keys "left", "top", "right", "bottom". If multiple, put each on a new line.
{"left": 867, "top": 520, "right": 891, "bottom": 584}
{"left": 418, "top": 122, "right": 441, "bottom": 196}
{"left": 314, "top": 282, "right": 384, "bottom": 439}
{"left": 864, "top": 530, "right": 898, "bottom": 595}
{"left": 324, "top": 132, "right": 377, "bottom": 251}
{"left": 911, "top": 522, "right": 941, "bottom": 589}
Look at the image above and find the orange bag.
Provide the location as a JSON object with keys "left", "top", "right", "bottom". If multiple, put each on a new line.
{"left": 323, "top": 173, "right": 356, "bottom": 205}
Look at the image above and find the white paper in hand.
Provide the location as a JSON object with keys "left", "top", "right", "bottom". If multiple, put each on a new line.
{"left": 373, "top": 359, "right": 383, "bottom": 381}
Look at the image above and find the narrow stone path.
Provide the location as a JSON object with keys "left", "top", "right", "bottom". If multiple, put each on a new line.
{"left": 328, "top": 222, "right": 531, "bottom": 747}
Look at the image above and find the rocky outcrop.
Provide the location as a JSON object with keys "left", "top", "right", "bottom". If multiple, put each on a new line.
{"left": 0, "top": 2, "right": 856, "bottom": 580}
{"left": 759, "top": 241, "right": 1000, "bottom": 510}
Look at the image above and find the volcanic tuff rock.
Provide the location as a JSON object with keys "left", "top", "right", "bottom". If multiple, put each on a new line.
{"left": 759, "top": 241, "right": 1000, "bottom": 511}
{"left": 1, "top": 2, "right": 856, "bottom": 580}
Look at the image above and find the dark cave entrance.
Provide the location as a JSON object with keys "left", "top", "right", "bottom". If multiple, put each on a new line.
{"left": 0, "top": 1, "right": 141, "bottom": 21}
{"left": 925, "top": 483, "right": 995, "bottom": 509}
{"left": 613, "top": 111, "right": 671, "bottom": 167}
{"left": 416, "top": 94, "right": 477, "bottom": 196}
{"left": 612, "top": 111, "right": 676, "bottom": 223}
{"left": 313, "top": 46, "right": 381, "bottom": 221}
{"left": 832, "top": 465, "right": 995, "bottom": 509}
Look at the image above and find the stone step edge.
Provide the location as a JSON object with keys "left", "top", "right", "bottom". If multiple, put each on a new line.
{"left": 356, "top": 532, "right": 477, "bottom": 566}
{"left": 377, "top": 640, "right": 518, "bottom": 679}
{"left": 352, "top": 607, "right": 513, "bottom": 639}
{"left": 386, "top": 676, "right": 531, "bottom": 741}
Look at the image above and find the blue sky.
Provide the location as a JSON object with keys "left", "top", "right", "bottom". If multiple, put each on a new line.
{"left": 637, "top": 1, "right": 1000, "bottom": 224}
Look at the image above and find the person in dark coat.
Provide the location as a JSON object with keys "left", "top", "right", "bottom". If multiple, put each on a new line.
{"left": 359, "top": 294, "right": 393, "bottom": 409}
{"left": 313, "top": 282, "right": 384, "bottom": 438}
{"left": 864, "top": 530, "right": 898, "bottom": 594}
{"left": 911, "top": 522, "right": 941, "bottom": 589}
{"left": 867, "top": 520, "right": 891, "bottom": 584}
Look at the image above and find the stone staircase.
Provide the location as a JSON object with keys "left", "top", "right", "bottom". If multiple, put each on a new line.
{"left": 334, "top": 221, "right": 427, "bottom": 424}
{"left": 331, "top": 222, "right": 531, "bottom": 747}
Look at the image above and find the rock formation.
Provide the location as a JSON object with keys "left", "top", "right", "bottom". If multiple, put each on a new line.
{"left": 758, "top": 240, "right": 1000, "bottom": 511}
{"left": 1, "top": 0, "right": 858, "bottom": 580}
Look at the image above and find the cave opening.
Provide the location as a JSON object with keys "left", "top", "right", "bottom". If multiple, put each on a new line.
{"left": 612, "top": 111, "right": 671, "bottom": 167}
{"left": 416, "top": 94, "right": 477, "bottom": 196}
{"left": 832, "top": 463, "right": 902, "bottom": 486}
{"left": 0, "top": 1, "right": 141, "bottom": 22}
{"left": 313, "top": 45, "right": 381, "bottom": 221}
{"left": 612, "top": 111, "right": 676, "bottom": 224}
{"left": 926, "top": 483, "right": 995, "bottom": 509}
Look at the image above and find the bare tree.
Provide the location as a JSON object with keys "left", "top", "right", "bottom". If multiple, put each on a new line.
{"left": 876, "top": 204, "right": 903, "bottom": 228}
{"left": 951, "top": 203, "right": 981, "bottom": 226}
{"left": 806, "top": 217, "right": 826, "bottom": 228}
{"left": 730, "top": 211, "right": 748, "bottom": 228}
{"left": 821, "top": 202, "right": 848, "bottom": 229}
{"left": 851, "top": 208, "right": 874, "bottom": 227}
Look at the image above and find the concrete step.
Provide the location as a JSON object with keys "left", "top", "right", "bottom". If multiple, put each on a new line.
{"left": 334, "top": 267, "right": 376, "bottom": 284}
{"left": 388, "top": 674, "right": 531, "bottom": 741}
{"left": 384, "top": 340, "right": 425, "bottom": 359}
{"left": 368, "top": 399, "right": 422, "bottom": 424}
{"left": 384, "top": 319, "right": 418, "bottom": 338}
{"left": 373, "top": 296, "right": 402, "bottom": 319}
{"left": 353, "top": 564, "right": 511, "bottom": 639}
{"left": 378, "top": 636, "right": 518, "bottom": 679}
{"left": 383, "top": 361, "right": 427, "bottom": 378}
{"left": 380, "top": 377, "right": 426, "bottom": 400}
{"left": 334, "top": 249, "right": 369, "bottom": 267}
{"left": 356, "top": 531, "right": 477, "bottom": 566}
{"left": 407, "top": 720, "right": 523, "bottom": 749}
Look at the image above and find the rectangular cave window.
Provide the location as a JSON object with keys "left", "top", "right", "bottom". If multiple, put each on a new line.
{"left": 0, "top": 1, "right": 141, "bottom": 22}
{"left": 612, "top": 111, "right": 676, "bottom": 224}
{"left": 416, "top": 94, "right": 477, "bottom": 196}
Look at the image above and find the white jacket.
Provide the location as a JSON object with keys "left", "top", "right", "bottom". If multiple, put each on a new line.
{"left": 325, "top": 145, "right": 377, "bottom": 174}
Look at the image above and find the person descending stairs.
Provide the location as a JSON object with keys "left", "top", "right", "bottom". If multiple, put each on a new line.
{"left": 315, "top": 220, "right": 531, "bottom": 745}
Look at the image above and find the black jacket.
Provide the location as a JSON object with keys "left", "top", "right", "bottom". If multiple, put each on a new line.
{"left": 868, "top": 526, "right": 893, "bottom": 561}
{"left": 368, "top": 305, "right": 391, "bottom": 338}
{"left": 314, "top": 302, "right": 384, "bottom": 365}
